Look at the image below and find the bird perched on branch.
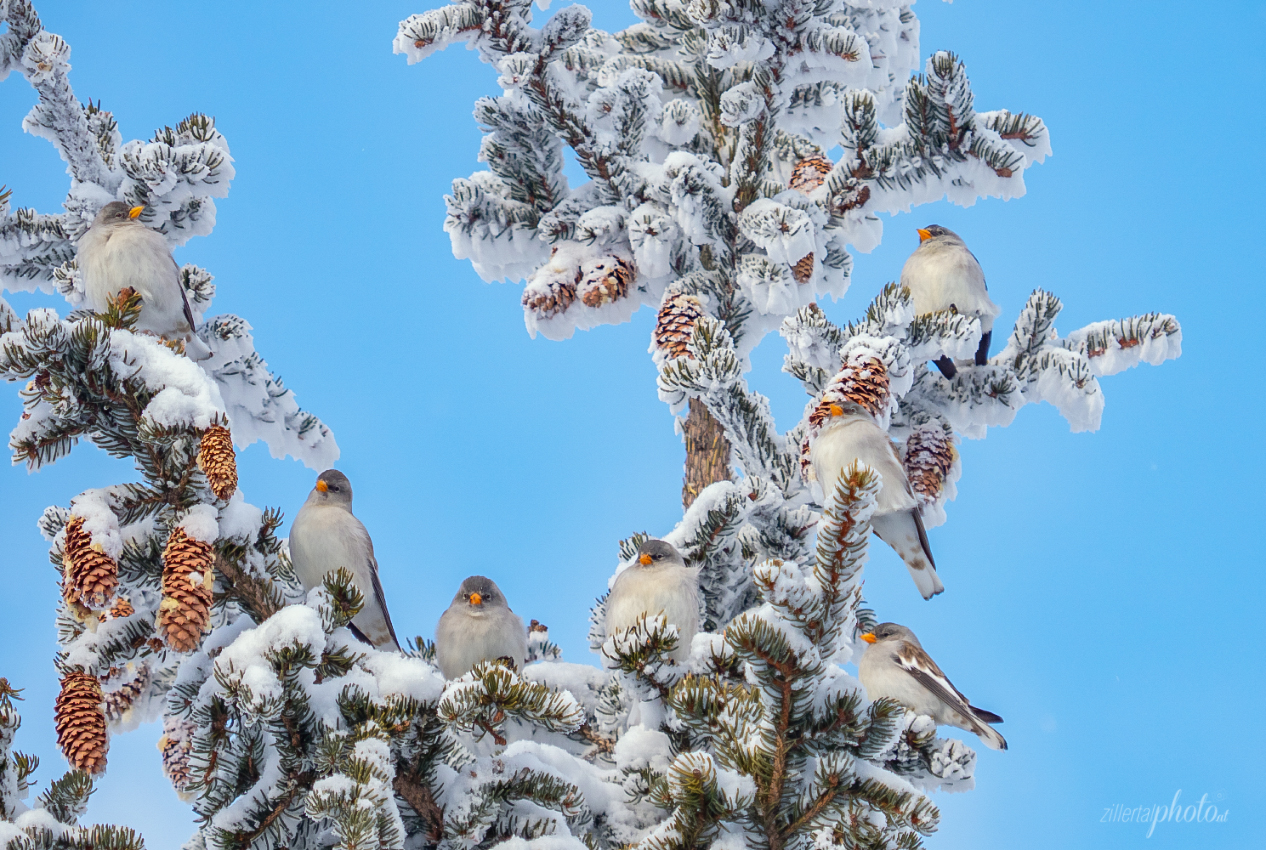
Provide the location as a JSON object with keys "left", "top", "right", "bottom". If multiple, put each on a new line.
{"left": 435, "top": 576, "right": 527, "bottom": 679}
{"left": 605, "top": 539, "right": 699, "bottom": 664}
{"left": 289, "top": 469, "right": 401, "bottom": 651}
{"left": 859, "top": 622, "right": 1007, "bottom": 751}
{"left": 810, "top": 400, "right": 943, "bottom": 599}
{"left": 76, "top": 201, "right": 210, "bottom": 359}
{"left": 899, "top": 225, "right": 999, "bottom": 379}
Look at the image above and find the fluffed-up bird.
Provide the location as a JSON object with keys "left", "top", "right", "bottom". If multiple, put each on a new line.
{"left": 435, "top": 576, "right": 527, "bottom": 679}
{"left": 859, "top": 622, "right": 1007, "bottom": 751}
{"left": 289, "top": 469, "right": 401, "bottom": 651}
{"left": 899, "top": 225, "right": 1000, "bottom": 379}
{"left": 810, "top": 400, "right": 944, "bottom": 599}
{"left": 76, "top": 201, "right": 210, "bottom": 359}
{"left": 604, "top": 538, "right": 699, "bottom": 664}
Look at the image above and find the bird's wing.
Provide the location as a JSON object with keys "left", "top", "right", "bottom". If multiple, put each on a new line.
{"left": 172, "top": 257, "right": 198, "bottom": 334}
{"left": 896, "top": 641, "right": 973, "bottom": 715}
{"left": 363, "top": 537, "right": 401, "bottom": 650}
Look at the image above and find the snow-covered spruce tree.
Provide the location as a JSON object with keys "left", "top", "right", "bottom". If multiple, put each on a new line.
{"left": 391, "top": 0, "right": 1184, "bottom": 847}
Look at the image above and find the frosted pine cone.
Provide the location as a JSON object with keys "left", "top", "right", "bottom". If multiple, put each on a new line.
{"left": 522, "top": 275, "right": 578, "bottom": 318}
{"left": 158, "top": 527, "right": 215, "bottom": 653}
{"left": 903, "top": 422, "right": 958, "bottom": 506}
{"left": 653, "top": 290, "right": 705, "bottom": 360}
{"left": 198, "top": 424, "right": 237, "bottom": 501}
{"left": 55, "top": 672, "right": 108, "bottom": 775}
{"left": 106, "top": 596, "right": 133, "bottom": 621}
{"left": 789, "top": 154, "right": 832, "bottom": 194}
{"left": 792, "top": 252, "right": 814, "bottom": 284}
{"left": 101, "top": 664, "right": 150, "bottom": 724}
{"left": 62, "top": 515, "right": 118, "bottom": 611}
{"left": 159, "top": 716, "right": 197, "bottom": 799}
{"left": 579, "top": 257, "right": 633, "bottom": 308}
{"left": 808, "top": 354, "right": 891, "bottom": 433}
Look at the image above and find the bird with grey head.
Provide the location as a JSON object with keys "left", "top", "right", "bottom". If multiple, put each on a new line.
{"left": 288, "top": 469, "right": 401, "bottom": 651}
{"left": 434, "top": 576, "right": 527, "bottom": 680}
{"left": 604, "top": 538, "right": 699, "bottom": 665}
{"left": 899, "top": 225, "right": 1000, "bottom": 379}
{"left": 858, "top": 622, "right": 1007, "bottom": 750}
{"left": 809, "top": 399, "right": 944, "bottom": 600}
{"left": 75, "top": 201, "right": 210, "bottom": 359}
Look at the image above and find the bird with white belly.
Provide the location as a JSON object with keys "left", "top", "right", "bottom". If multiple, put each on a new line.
{"left": 604, "top": 538, "right": 699, "bottom": 665}
{"left": 434, "top": 576, "right": 527, "bottom": 679}
{"left": 899, "top": 225, "right": 1000, "bottom": 379}
{"left": 810, "top": 400, "right": 944, "bottom": 600}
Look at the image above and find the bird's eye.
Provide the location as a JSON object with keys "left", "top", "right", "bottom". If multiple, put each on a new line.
{"left": 653, "top": 553, "right": 663, "bottom": 560}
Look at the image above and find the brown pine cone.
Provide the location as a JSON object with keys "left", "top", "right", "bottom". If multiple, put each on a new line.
{"left": 579, "top": 257, "right": 633, "bottom": 308}
{"left": 903, "top": 422, "right": 957, "bottom": 506}
{"left": 158, "top": 527, "right": 215, "bottom": 653}
{"left": 792, "top": 252, "right": 814, "bottom": 284}
{"left": 522, "top": 274, "right": 578, "bottom": 318}
{"left": 198, "top": 424, "right": 238, "bottom": 501}
{"left": 159, "top": 716, "right": 197, "bottom": 797}
{"left": 107, "top": 596, "right": 133, "bottom": 620}
{"left": 62, "top": 515, "right": 118, "bottom": 611}
{"left": 101, "top": 664, "right": 150, "bottom": 724}
{"left": 789, "top": 155, "right": 833, "bottom": 194}
{"left": 55, "top": 672, "right": 108, "bottom": 775}
{"left": 808, "top": 354, "right": 891, "bottom": 433}
{"left": 653, "top": 290, "right": 705, "bottom": 360}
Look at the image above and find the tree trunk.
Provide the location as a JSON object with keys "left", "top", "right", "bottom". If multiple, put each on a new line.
{"left": 682, "top": 397, "right": 731, "bottom": 508}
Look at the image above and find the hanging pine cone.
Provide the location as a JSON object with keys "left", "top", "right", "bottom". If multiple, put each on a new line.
{"left": 808, "top": 354, "right": 891, "bottom": 433}
{"left": 107, "top": 596, "right": 133, "bottom": 621}
{"left": 54, "top": 672, "right": 108, "bottom": 775}
{"left": 158, "top": 716, "right": 197, "bottom": 798}
{"left": 653, "top": 290, "right": 705, "bottom": 360}
{"left": 792, "top": 252, "right": 814, "bottom": 284}
{"left": 903, "top": 422, "right": 958, "bottom": 506}
{"left": 100, "top": 664, "right": 150, "bottom": 724}
{"left": 62, "top": 515, "right": 118, "bottom": 611}
{"left": 522, "top": 275, "right": 578, "bottom": 318}
{"left": 158, "top": 527, "right": 215, "bottom": 653}
{"left": 198, "top": 424, "right": 237, "bottom": 501}
{"left": 789, "top": 154, "right": 832, "bottom": 194}
{"left": 579, "top": 257, "right": 633, "bottom": 308}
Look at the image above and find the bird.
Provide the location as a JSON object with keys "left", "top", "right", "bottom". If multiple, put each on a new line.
{"left": 604, "top": 538, "right": 699, "bottom": 665}
{"left": 76, "top": 201, "right": 210, "bottom": 359}
{"left": 288, "top": 469, "right": 401, "bottom": 651}
{"left": 899, "top": 225, "right": 1000, "bottom": 379}
{"left": 858, "top": 622, "right": 1007, "bottom": 751}
{"left": 810, "top": 400, "right": 944, "bottom": 599}
{"left": 434, "top": 576, "right": 527, "bottom": 679}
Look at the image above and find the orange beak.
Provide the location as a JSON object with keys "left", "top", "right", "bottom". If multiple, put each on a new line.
{"left": 829, "top": 403, "right": 844, "bottom": 417}
{"left": 638, "top": 553, "right": 652, "bottom": 566}
{"left": 860, "top": 632, "right": 877, "bottom": 644}
{"left": 128, "top": 205, "right": 145, "bottom": 219}
{"left": 469, "top": 592, "right": 482, "bottom": 605}
{"left": 917, "top": 228, "right": 932, "bottom": 242}
{"left": 315, "top": 480, "right": 328, "bottom": 493}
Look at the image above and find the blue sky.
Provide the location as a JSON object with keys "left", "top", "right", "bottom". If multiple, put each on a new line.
{"left": 1, "top": 1, "right": 1263, "bottom": 847}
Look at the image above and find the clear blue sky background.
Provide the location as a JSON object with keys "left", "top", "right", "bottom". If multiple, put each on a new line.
{"left": 1, "top": 1, "right": 1262, "bottom": 847}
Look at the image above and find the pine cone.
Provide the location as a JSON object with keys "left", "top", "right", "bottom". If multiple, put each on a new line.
{"left": 198, "top": 424, "right": 237, "bottom": 501}
{"left": 579, "top": 257, "right": 633, "bottom": 308}
{"left": 808, "top": 354, "right": 891, "bottom": 433}
{"left": 827, "top": 179, "right": 871, "bottom": 215}
{"left": 789, "top": 154, "right": 832, "bottom": 194}
{"left": 107, "top": 596, "right": 133, "bottom": 620}
{"left": 101, "top": 664, "right": 150, "bottom": 724}
{"left": 653, "top": 290, "right": 705, "bottom": 360}
{"left": 62, "top": 515, "right": 118, "bottom": 611}
{"left": 55, "top": 672, "right": 108, "bottom": 775}
{"left": 158, "top": 527, "right": 215, "bottom": 653}
{"left": 903, "top": 423, "right": 957, "bottom": 506}
{"left": 522, "top": 274, "right": 578, "bottom": 318}
{"left": 159, "top": 716, "right": 197, "bottom": 797}
{"left": 792, "top": 252, "right": 814, "bottom": 284}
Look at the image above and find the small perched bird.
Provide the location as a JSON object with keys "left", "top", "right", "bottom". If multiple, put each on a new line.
{"left": 811, "top": 400, "right": 943, "bottom": 599}
{"left": 859, "top": 622, "right": 1007, "bottom": 751}
{"left": 76, "top": 202, "right": 209, "bottom": 359}
{"left": 435, "top": 576, "right": 527, "bottom": 679}
{"left": 605, "top": 539, "right": 699, "bottom": 664}
{"left": 899, "top": 225, "right": 1000, "bottom": 379}
{"left": 289, "top": 469, "right": 400, "bottom": 651}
